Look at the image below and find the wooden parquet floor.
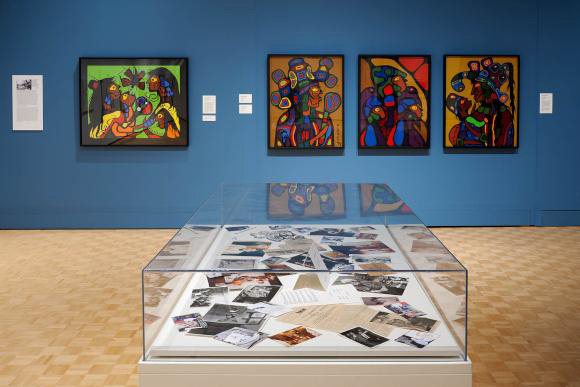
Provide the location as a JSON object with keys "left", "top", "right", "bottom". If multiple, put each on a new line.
{"left": 0, "top": 227, "right": 579, "bottom": 386}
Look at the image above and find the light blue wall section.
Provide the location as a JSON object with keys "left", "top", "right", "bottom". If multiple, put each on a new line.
{"left": 0, "top": 0, "right": 577, "bottom": 228}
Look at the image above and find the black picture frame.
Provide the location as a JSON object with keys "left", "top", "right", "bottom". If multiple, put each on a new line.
{"left": 443, "top": 54, "right": 520, "bottom": 149}
{"left": 267, "top": 54, "right": 345, "bottom": 150}
{"left": 79, "top": 57, "right": 189, "bottom": 147}
{"left": 358, "top": 55, "right": 431, "bottom": 149}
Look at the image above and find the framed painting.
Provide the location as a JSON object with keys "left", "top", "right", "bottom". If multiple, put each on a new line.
{"left": 267, "top": 183, "right": 345, "bottom": 219}
{"left": 80, "top": 58, "right": 188, "bottom": 146}
{"left": 444, "top": 55, "right": 519, "bottom": 149}
{"left": 358, "top": 55, "right": 430, "bottom": 149}
{"left": 268, "top": 55, "right": 344, "bottom": 149}
{"left": 359, "top": 183, "right": 412, "bottom": 216}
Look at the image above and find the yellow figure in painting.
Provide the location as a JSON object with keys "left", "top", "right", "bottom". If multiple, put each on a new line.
{"left": 444, "top": 55, "right": 519, "bottom": 148}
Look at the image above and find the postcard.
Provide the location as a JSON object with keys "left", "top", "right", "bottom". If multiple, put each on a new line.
{"left": 340, "top": 327, "right": 389, "bottom": 348}
{"left": 370, "top": 312, "right": 439, "bottom": 332}
{"left": 310, "top": 228, "right": 355, "bottom": 237}
{"left": 172, "top": 313, "right": 207, "bottom": 332}
{"left": 233, "top": 285, "right": 281, "bottom": 304}
{"left": 158, "top": 240, "right": 190, "bottom": 257}
{"left": 213, "top": 327, "right": 268, "bottom": 349}
{"left": 190, "top": 287, "right": 228, "bottom": 308}
{"left": 384, "top": 301, "right": 426, "bottom": 318}
{"left": 269, "top": 326, "right": 320, "bottom": 347}
{"left": 222, "top": 241, "right": 271, "bottom": 257}
{"left": 410, "top": 240, "right": 448, "bottom": 254}
{"left": 286, "top": 253, "right": 315, "bottom": 269}
{"left": 362, "top": 296, "right": 399, "bottom": 306}
{"left": 216, "top": 258, "right": 256, "bottom": 270}
{"left": 331, "top": 241, "right": 395, "bottom": 256}
{"left": 202, "top": 303, "right": 268, "bottom": 331}
{"left": 247, "top": 302, "right": 292, "bottom": 317}
{"left": 355, "top": 233, "right": 378, "bottom": 240}
{"left": 351, "top": 274, "right": 409, "bottom": 296}
{"left": 395, "top": 331, "right": 439, "bottom": 349}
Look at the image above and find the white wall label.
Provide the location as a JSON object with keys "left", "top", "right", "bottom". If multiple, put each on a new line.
{"left": 539, "top": 93, "right": 553, "bottom": 114}
{"left": 239, "top": 93, "right": 252, "bottom": 104}
{"left": 202, "top": 115, "right": 216, "bottom": 122}
{"left": 239, "top": 104, "right": 253, "bottom": 115}
{"left": 12, "top": 75, "right": 43, "bottom": 131}
{"left": 202, "top": 95, "right": 216, "bottom": 115}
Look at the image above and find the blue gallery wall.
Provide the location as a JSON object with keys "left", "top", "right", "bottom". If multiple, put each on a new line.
{"left": 0, "top": 0, "right": 578, "bottom": 228}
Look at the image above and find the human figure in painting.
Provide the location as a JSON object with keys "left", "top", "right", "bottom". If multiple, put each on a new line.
{"left": 87, "top": 67, "right": 182, "bottom": 141}
{"left": 359, "top": 58, "right": 429, "bottom": 148}
{"left": 270, "top": 183, "right": 338, "bottom": 216}
{"left": 270, "top": 57, "right": 342, "bottom": 148}
{"left": 446, "top": 57, "right": 515, "bottom": 147}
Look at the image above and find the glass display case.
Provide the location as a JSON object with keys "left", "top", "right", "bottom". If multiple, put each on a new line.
{"left": 140, "top": 183, "right": 471, "bottom": 387}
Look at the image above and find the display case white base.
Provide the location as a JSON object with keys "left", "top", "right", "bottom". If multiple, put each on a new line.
{"left": 139, "top": 357, "right": 472, "bottom": 387}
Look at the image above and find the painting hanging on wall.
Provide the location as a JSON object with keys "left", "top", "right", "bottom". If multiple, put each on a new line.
{"left": 268, "top": 55, "right": 344, "bottom": 149}
{"left": 444, "top": 55, "right": 519, "bottom": 149}
{"left": 358, "top": 55, "right": 430, "bottom": 149}
{"left": 80, "top": 58, "right": 188, "bottom": 146}
{"left": 359, "top": 184, "right": 412, "bottom": 216}
{"left": 267, "top": 183, "right": 345, "bottom": 219}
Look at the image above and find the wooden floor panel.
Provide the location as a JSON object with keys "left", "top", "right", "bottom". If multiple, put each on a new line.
{"left": 0, "top": 227, "right": 579, "bottom": 386}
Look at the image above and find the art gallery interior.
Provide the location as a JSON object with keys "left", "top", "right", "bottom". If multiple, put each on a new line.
{"left": 1, "top": 0, "right": 579, "bottom": 386}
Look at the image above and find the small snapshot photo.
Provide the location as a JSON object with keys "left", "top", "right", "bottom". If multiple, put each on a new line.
{"left": 384, "top": 301, "right": 427, "bottom": 318}
{"left": 269, "top": 326, "right": 321, "bottom": 347}
{"left": 222, "top": 241, "right": 272, "bottom": 257}
{"left": 203, "top": 303, "right": 268, "bottom": 329}
{"left": 395, "top": 331, "right": 439, "bottom": 349}
{"left": 352, "top": 274, "right": 409, "bottom": 296}
{"left": 213, "top": 327, "right": 268, "bottom": 349}
{"left": 232, "top": 285, "right": 281, "bottom": 304}
{"left": 190, "top": 287, "right": 228, "bottom": 307}
{"left": 310, "top": 228, "right": 355, "bottom": 237}
{"left": 340, "top": 326, "right": 389, "bottom": 348}
{"left": 172, "top": 313, "right": 207, "bottom": 332}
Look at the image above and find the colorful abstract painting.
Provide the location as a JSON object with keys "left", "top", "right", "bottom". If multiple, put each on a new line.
{"left": 444, "top": 55, "right": 519, "bottom": 148}
{"left": 80, "top": 58, "right": 188, "bottom": 146}
{"left": 359, "top": 56, "right": 430, "bottom": 148}
{"left": 267, "top": 183, "right": 345, "bottom": 218}
{"left": 268, "top": 55, "right": 344, "bottom": 149}
{"left": 359, "top": 184, "right": 412, "bottom": 216}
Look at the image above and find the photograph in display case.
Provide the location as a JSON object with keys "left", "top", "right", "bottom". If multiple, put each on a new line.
{"left": 444, "top": 55, "right": 519, "bottom": 148}
{"left": 268, "top": 54, "right": 344, "bottom": 149}
{"left": 80, "top": 57, "right": 188, "bottom": 146}
{"left": 358, "top": 55, "right": 430, "bottom": 148}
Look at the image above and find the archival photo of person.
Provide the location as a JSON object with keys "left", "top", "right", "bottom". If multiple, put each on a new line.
{"left": 190, "top": 287, "right": 228, "bottom": 307}
{"left": 232, "top": 285, "right": 281, "bottom": 304}
{"left": 340, "top": 327, "right": 389, "bottom": 348}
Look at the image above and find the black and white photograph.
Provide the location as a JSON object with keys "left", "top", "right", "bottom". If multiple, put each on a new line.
{"left": 310, "top": 228, "right": 355, "bottom": 237}
{"left": 362, "top": 296, "right": 399, "bottom": 306}
{"left": 213, "top": 327, "right": 269, "bottom": 349}
{"left": 352, "top": 256, "right": 392, "bottom": 264}
{"left": 232, "top": 285, "right": 281, "bottom": 304}
{"left": 351, "top": 274, "right": 409, "bottom": 295}
{"left": 190, "top": 287, "right": 229, "bottom": 307}
{"left": 340, "top": 327, "right": 389, "bottom": 348}
{"left": 384, "top": 301, "right": 427, "bottom": 318}
{"left": 322, "top": 257, "right": 354, "bottom": 271}
{"left": 251, "top": 230, "right": 297, "bottom": 242}
{"left": 202, "top": 303, "right": 268, "bottom": 331}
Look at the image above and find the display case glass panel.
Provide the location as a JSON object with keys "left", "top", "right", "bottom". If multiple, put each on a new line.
{"left": 142, "top": 183, "right": 467, "bottom": 362}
